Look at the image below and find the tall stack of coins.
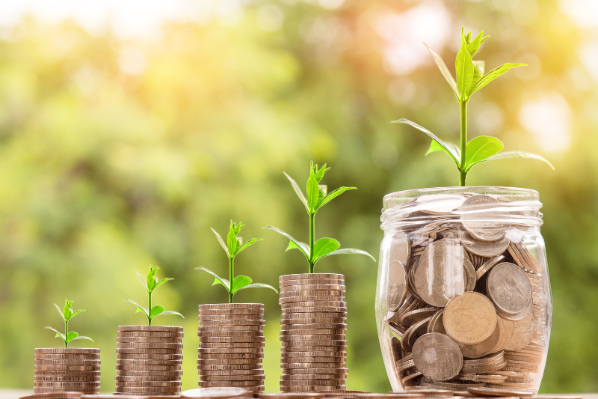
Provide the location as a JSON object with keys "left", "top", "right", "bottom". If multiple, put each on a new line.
{"left": 33, "top": 348, "right": 100, "bottom": 395}
{"left": 197, "top": 303, "right": 266, "bottom": 393}
{"left": 114, "top": 325, "right": 183, "bottom": 396}
{"left": 378, "top": 192, "right": 551, "bottom": 394}
{"left": 279, "top": 273, "right": 348, "bottom": 392}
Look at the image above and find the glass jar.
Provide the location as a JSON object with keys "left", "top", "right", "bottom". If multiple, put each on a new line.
{"left": 375, "top": 187, "right": 551, "bottom": 394}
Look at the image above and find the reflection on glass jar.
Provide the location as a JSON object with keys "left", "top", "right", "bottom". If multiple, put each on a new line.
{"left": 375, "top": 187, "right": 551, "bottom": 394}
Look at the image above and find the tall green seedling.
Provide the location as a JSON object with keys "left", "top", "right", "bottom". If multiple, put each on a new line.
{"left": 45, "top": 300, "right": 93, "bottom": 348}
{"left": 197, "top": 221, "right": 278, "bottom": 303}
{"left": 265, "top": 162, "right": 375, "bottom": 273}
{"left": 394, "top": 28, "right": 554, "bottom": 186}
{"left": 125, "top": 266, "right": 184, "bottom": 326}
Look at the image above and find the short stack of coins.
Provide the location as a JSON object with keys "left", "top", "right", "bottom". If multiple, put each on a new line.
{"left": 279, "top": 273, "right": 348, "bottom": 392}
{"left": 198, "top": 303, "right": 266, "bottom": 393}
{"left": 114, "top": 325, "right": 183, "bottom": 396}
{"left": 33, "top": 348, "right": 100, "bottom": 395}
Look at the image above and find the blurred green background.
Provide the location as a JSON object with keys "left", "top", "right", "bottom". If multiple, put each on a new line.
{"left": 0, "top": 0, "right": 597, "bottom": 394}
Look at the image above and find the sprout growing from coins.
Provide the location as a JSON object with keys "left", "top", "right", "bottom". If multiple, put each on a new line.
{"left": 197, "top": 220, "right": 278, "bottom": 303}
{"left": 264, "top": 162, "right": 375, "bottom": 273}
{"left": 394, "top": 28, "right": 554, "bottom": 186}
{"left": 125, "top": 266, "right": 184, "bottom": 326}
{"left": 45, "top": 300, "right": 93, "bottom": 348}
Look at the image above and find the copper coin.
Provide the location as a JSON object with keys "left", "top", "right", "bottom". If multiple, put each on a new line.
{"left": 198, "top": 358, "right": 260, "bottom": 365}
{"left": 444, "top": 292, "right": 497, "bottom": 345}
{"left": 118, "top": 326, "right": 183, "bottom": 332}
{"left": 117, "top": 353, "right": 182, "bottom": 360}
{"left": 35, "top": 348, "right": 100, "bottom": 354}
{"left": 279, "top": 380, "right": 341, "bottom": 386}
{"left": 280, "top": 290, "right": 345, "bottom": 298}
{"left": 280, "top": 374, "right": 347, "bottom": 380}
{"left": 487, "top": 262, "right": 533, "bottom": 320}
{"left": 198, "top": 331, "right": 263, "bottom": 337}
{"left": 199, "top": 342, "right": 264, "bottom": 349}
{"left": 197, "top": 364, "right": 261, "bottom": 371}
{"left": 116, "top": 348, "right": 180, "bottom": 354}
{"left": 117, "top": 337, "right": 183, "bottom": 343}
{"left": 118, "top": 331, "right": 184, "bottom": 337}
{"left": 198, "top": 369, "right": 264, "bottom": 376}
{"left": 281, "top": 318, "right": 347, "bottom": 325}
{"left": 117, "top": 342, "right": 183, "bottom": 349}
{"left": 279, "top": 279, "right": 345, "bottom": 288}
{"left": 198, "top": 319, "right": 266, "bottom": 326}
{"left": 281, "top": 340, "right": 347, "bottom": 348}
{"left": 459, "top": 195, "right": 510, "bottom": 242}
{"left": 283, "top": 323, "right": 347, "bottom": 330}
{"left": 117, "top": 359, "right": 182, "bottom": 365}
{"left": 200, "top": 337, "right": 264, "bottom": 343}
{"left": 34, "top": 359, "right": 100, "bottom": 365}
{"left": 460, "top": 231, "right": 510, "bottom": 258}
{"left": 198, "top": 380, "right": 263, "bottom": 387}
{"left": 282, "top": 350, "right": 348, "bottom": 358}
{"left": 388, "top": 260, "right": 407, "bottom": 313}
{"left": 281, "top": 362, "right": 344, "bottom": 369}
{"left": 199, "top": 374, "right": 265, "bottom": 381}
{"left": 280, "top": 301, "right": 346, "bottom": 308}
{"left": 280, "top": 273, "right": 344, "bottom": 281}
{"left": 34, "top": 354, "right": 99, "bottom": 360}
{"left": 281, "top": 306, "right": 347, "bottom": 314}
{"left": 116, "top": 370, "right": 183, "bottom": 376}
{"left": 34, "top": 365, "right": 100, "bottom": 371}
{"left": 504, "top": 312, "right": 538, "bottom": 351}
{"left": 283, "top": 284, "right": 347, "bottom": 292}
{"left": 280, "top": 296, "right": 345, "bottom": 304}
{"left": 199, "top": 325, "right": 264, "bottom": 332}
{"left": 412, "top": 333, "right": 463, "bottom": 381}
{"left": 284, "top": 368, "right": 348, "bottom": 375}
{"left": 458, "top": 317, "right": 502, "bottom": 359}
{"left": 198, "top": 347, "right": 263, "bottom": 354}
{"left": 20, "top": 393, "right": 84, "bottom": 399}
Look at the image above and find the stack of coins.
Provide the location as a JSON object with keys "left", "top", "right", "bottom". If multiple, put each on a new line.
{"left": 114, "top": 325, "right": 183, "bottom": 396}
{"left": 198, "top": 303, "right": 266, "bottom": 393}
{"left": 33, "top": 348, "right": 100, "bottom": 395}
{"left": 279, "top": 273, "right": 348, "bottom": 392}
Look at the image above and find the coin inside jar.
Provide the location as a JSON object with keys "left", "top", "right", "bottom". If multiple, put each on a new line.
{"left": 412, "top": 333, "right": 463, "bottom": 381}
{"left": 460, "top": 231, "right": 510, "bottom": 258}
{"left": 444, "top": 292, "right": 497, "bottom": 345}
{"left": 486, "top": 262, "right": 533, "bottom": 320}
{"left": 388, "top": 261, "right": 407, "bottom": 312}
{"left": 459, "top": 195, "right": 510, "bottom": 242}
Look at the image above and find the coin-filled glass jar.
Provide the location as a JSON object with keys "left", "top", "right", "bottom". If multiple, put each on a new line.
{"left": 375, "top": 187, "right": 551, "bottom": 394}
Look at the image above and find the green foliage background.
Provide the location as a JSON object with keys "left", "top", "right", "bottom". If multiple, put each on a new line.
{"left": 0, "top": 0, "right": 596, "bottom": 394}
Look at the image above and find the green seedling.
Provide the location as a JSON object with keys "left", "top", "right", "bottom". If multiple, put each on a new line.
{"left": 45, "top": 299, "right": 93, "bottom": 348}
{"left": 197, "top": 221, "right": 277, "bottom": 303}
{"left": 394, "top": 28, "right": 554, "bottom": 186}
{"left": 265, "top": 162, "right": 375, "bottom": 273}
{"left": 125, "top": 266, "right": 184, "bottom": 326}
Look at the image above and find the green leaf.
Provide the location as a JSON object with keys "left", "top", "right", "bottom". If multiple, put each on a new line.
{"left": 284, "top": 172, "right": 308, "bottom": 211}
{"left": 311, "top": 162, "right": 329, "bottom": 182}
{"left": 124, "top": 299, "right": 149, "bottom": 318}
{"left": 149, "top": 305, "right": 165, "bottom": 319}
{"left": 471, "top": 61, "right": 485, "bottom": 90}
{"left": 136, "top": 271, "right": 148, "bottom": 291}
{"left": 263, "top": 226, "right": 310, "bottom": 260}
{"left": 54, "top": 304, "right": 64, "bottom": 321}
{"left": 456, "top": 46, "right": 474, "bottom": 99}
{"left": 227, "top": 220, "right": 242, "bottom": 257}
{"left": 286, "top": 240, "right": 310, "bottom": 257}
{"left": 464, "top": 136, "right": 504, "bottom": 172}
{"left": 423, "top": 43, "right": 459, "bottom": 98}
{"left": 153, "top": 277, "right": 173, "bottom": 291}
{"left": 482, "top": 151, "right": 554, "bottom": 170}
{"left": 147, "top": 266, "right": 159, "bottom": 292}
{"left": 63, "top": 300, "right": 72, "bottom": 321}
{"left": 306, "top": 174, "right": 320, "bottom": 213}
{"left": 394, "top": 119, "right": 461, "bottom": 165}
{"left": 234, "top": 238, "right": 263, "bottom": 257}
{"left": 211, "top": 228, "right": 230, "bottom": 257}
{"left": 195, "top": 267, "right": 231, "bottom": 291}
{"left": 153, "top": 310, "right": 184, "bottom": 319}
{"left": 231, "top": 275, "right": 252, "bottom": 294}
{"left": 235, "top": 283, "right": 278, "bottom": 294}
{"left": 69, "top": 309, "right": 85, "bottom": 320}
{"left": 425, "top": 140, "right": 461, "bottom": 168}
{"left": 65, "top": 331, "right": 79, "bottom": 343}
{"left": 45, "top": 326, "right": 66, "bottom": 342}
{"left": 470, "top": 63, "right": 527, "bottom": 95}
{"left": 320, "top": 248, "right": 376, "bottom": 262}
{"left": 467, "top": 31, "right": 485, "bottom": 56}
{"left": 312, "top": 238, "right": 341, "bottom": 262}
{"left": 70, "top": 335, "right": 94, "bottom": 342}
{"left": 317, "top": 185, "right": 327, "bottom": 208}
{"left": 316, "top": 187, "right": 356, "bottom": 210}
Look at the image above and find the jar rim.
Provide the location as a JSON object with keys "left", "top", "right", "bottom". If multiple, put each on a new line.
{"left": 384, "top": 186, "right": 538, "bottom": 202}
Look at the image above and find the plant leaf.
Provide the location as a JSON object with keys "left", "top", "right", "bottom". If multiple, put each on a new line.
{"left": 394, "top": 119, "right": 461, "bottom": 165}
{"left": 306, "top": 174, "right": 320, "bottom": 213}
{"left": 312, "top": 238, "right": 341, "bottom": 262}
{"left": 320, "top": 248, "right": 376, "bottom": 262}
{"left": 211, "top": 228, "right": 230, "bottom": 257}
{"left": 147, "top": 266, "right": 158, "bottom": 292}
{"left": 45, "top": 326, "right": 66, "bottom": 342}
{"left": 456, "top": 46, "right": 474, "bottom": 99}
{"left": 231, "top": 275, "right": 252, "bottom": 294}
{"left": 263, "top": 226, "right": 310, "bottom": 259}
{"left": 65, "top": 331, "right": 79, "bottom": 343}
{"left": 284, "top": 172, "right": 308, "bottom": 211}
{"left": 317, "top": 187, "right": 356, "bottom": 210}
{"left": 227, "top": 220, "right": 241, "bottom": 258}
{"left": 423, "top": 43, "right": 459, "bottom": 97}
{"left": 471, "top": 60, "right": 485, "bottom": 90}
{"left": 69, "top": 309, "right": 85, "bottom": 320}
{"left": 425, "top": 140, "right": 461, "bottom": 168}
{"left": 153, "top": 310, "right": 184, "bottom": 319}
{"left": 63, "top": 300, "right": 72, "bottom": 321}
{"left": 286, "top": 240, "right": 311, "bottom": 257}
{"left": 234, "top": 238, "right": 263, "bottom": 257}
{"left": 471, "top": 63, "right": 527, "bottom": 95}
{"left": 467, "top": 31, "right": 485, "bottom": 56}
{"left": 195, "top": 267, "right": 231, "bottom": 291}
{"left": 124, "top": 299, "right": 149, "bottom": 318}
{"left": 136, "top": 271, "right": 148, "bottom": 291}
{"left": 482, "top": 151, "right": 555, "bottom": 170}
{"left": 54, "top": 304, "right": 65, "bottom": 321}
{"left": 70, "top": 335, "right": 94, "bottom": 342}
{"left": 153, "top": 277, "right": 173, "bottom": 291}
{"left": 149, "top": 305, "right": 165, "bottom": 319}
{"left": 235, "top": 283, "right": 278, "bottom": 294}
{"left": 464, "top": 136, "right": 504, "bottom": 172}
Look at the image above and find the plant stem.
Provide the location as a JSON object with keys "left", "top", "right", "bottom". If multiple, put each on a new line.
{"left": 229, "top": 257, "right": 234, "bottom": 304}
{"left": 309, "top": 212, "right": 315, "bottom": 273}
{"left": 148, "top": 291, "right": 152, "bottom": 326}
{"left": 64, "top": 319, "right": 68, "bottom": 348}
{"left": 460, "top": 100, "right": 468, "bottom": 186}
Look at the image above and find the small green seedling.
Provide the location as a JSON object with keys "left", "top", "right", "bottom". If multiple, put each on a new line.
{"left": 45, "top": 300, "right": 93, "bottom": 348}
{"left": 197, "top": 221, "right": 277, "bottom": 303}
{"left": 125, "top": 266, "right": 184, "bottom": 326}
{"left": 394, "top": 28, "right": 553, "bottom": 186}
{"left": 265, "top": 162, "right": 375, "bottom": 273}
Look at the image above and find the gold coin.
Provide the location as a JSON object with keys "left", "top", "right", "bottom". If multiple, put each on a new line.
{"left": 281, "top": 301, "right": 346, "bottom": 308}
{"left": 198, "top": 319, "right": 266, "bottom": 326}
{"left": 280, "top": 296, "right": 345, "bottom": 304}
{"left": 504, "top": 312, "right": 538, "bottom": 351}
{"left": 280, "top": 317, "right": 346, "bottom": 325}
{"left": 412, "top": 333, "right": 462, "bottom": 381}
{"left": 280, "top": 273, "right": 344, "bottom": 281}
{"left": 199, "top": 325, "right": 264, "bottom": 332}
{"left": 444, "top": 292, "right": 497, "bottom": 345}
{"left": 284, "top": 368, "right": 348, "bottom": 375}
{"left": 197, "top": 364, "right": 261, "bottom": 371}
{"left": 279, "top": 279, "right": 345, "bottom": 288}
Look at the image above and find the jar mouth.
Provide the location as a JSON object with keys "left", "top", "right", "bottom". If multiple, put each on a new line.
{"left": 381, "top": 186, "right": 542, "bottom": 229}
